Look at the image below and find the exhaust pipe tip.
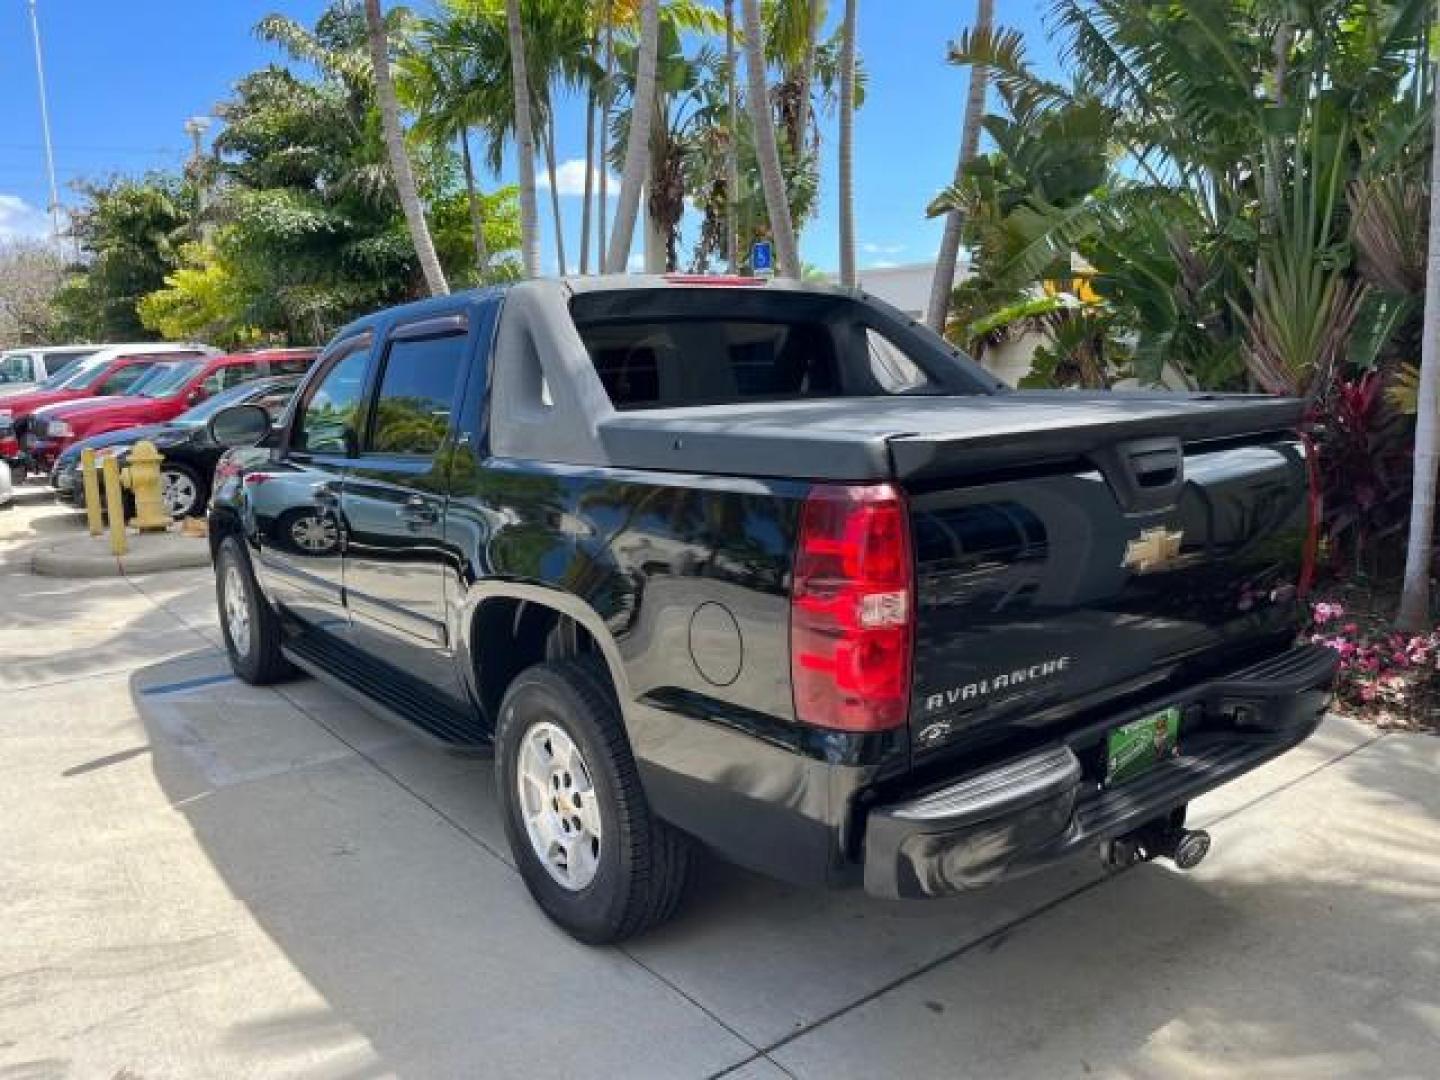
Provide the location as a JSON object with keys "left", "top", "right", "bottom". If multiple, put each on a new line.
{"left": 1170, "top": 828, "right": 1211, "bottom": 871}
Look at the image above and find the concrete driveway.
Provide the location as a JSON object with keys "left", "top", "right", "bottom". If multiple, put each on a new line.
{"left": 3, "top": 492, "right": 1438, "bottom": 1079}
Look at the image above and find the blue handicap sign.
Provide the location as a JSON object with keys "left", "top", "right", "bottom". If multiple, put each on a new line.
{"left": 751, "top": 240, "right": 774, "bottom": 276}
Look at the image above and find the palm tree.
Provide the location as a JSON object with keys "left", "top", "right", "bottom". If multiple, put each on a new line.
{"left": 505, "top": 0, "right": 541, "bottom": 277}
{"left": 925, "top": 0, "right": 992, "bottom": 332}
{"left": 1397, "top": 57, "right": 1440, "bottom": 631}
{"left": 725, "top": 0, "right": 740, "bottom": 274}
{"left": 740, "top": 0, "right": 800, "bottom": 277}
{"left": 605, "top": 0, "right": 660, "bottom": 273}
{"left": 398, "top": 27, "right": 490, "bottom": 275}
{"left": 579, "top": 13, "right": 600, "bottom": 274}
{"left": 363, "top": 0, "right": 448, "bottom": 296}
{"left": 837, "top": 0, "right": 857, "bottom": 286}
{"left": 598, "top": 0, "right": 616, "bottom": 268}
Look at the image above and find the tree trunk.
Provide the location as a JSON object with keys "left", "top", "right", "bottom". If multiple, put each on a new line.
{"left": 598, "top": 1, "right": 614, "bottom": 269}
{"left": 791, "top": 0, "right": 824, "bottom": 156}
{"left": 605, "top": 0, "right": 661, "bottom": 273}
{"left": 741, "top": 0, "right": 801, "bottom": 278}
{"left": 726, "top": 0, "right": 740, "bottom": 273}
{"left": 925, "top": 0, "right": 993, "bottom": 332}
{"left": 645, "top": 100, "right": 668, "bottom": 273}
{"left": 579, "top": 23, "right": 599, "bottom": 275}
{"left": 505, "top": 0, "right": 541, "bottom": 278}
{"left": 1396, "top": 51, "right": 1440, "bottom": 631}
{"left": 837, "top": 0, "right": 858, "bottom": 286}
{"left": 364, "top": 0, "right": 448, "bottom": 296}
{"left": 460, "top": 129, "right": 489, "bottom": 275}
{"left": 544, "top": 114, "right": 568, "bottom": 276}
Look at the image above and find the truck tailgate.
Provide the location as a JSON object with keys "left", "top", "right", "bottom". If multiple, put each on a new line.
{"left": 905, "top": 429, "right": 1310, "bottom": 760}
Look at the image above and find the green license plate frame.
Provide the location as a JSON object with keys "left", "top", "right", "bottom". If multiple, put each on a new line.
{"left": 1105, "top": 706, "right": 1181, "bottom": 786}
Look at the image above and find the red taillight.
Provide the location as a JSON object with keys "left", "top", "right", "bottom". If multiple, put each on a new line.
{"left": 790, "top": 483, "right": 914, "bottom": 733}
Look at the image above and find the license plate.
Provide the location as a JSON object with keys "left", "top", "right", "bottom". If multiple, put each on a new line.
{"left": 1105, "top": 706, "right": 1181, "bottom": 786}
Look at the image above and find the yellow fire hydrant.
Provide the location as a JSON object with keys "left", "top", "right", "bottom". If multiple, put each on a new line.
{"left": 122, "top": 440, "right": 171, "bottom": 533}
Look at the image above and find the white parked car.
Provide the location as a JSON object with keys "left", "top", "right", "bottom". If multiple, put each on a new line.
{"left": 0, "top": 459, "right": 12, "bottom": 508}
{"left": 0, "top": 346, "right": 101, "bottom": 398}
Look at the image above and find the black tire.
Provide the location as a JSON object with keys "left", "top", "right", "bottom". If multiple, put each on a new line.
{"left": 161, "top": 462, "right": 205, "bottom": 518}
{"left": 215, "top": 535, "right": 293, "bottom": 685}
{"left": 496, "top": 657, "right": 692, "bottom": 945}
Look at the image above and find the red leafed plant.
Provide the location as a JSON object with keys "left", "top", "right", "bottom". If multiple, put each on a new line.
{"left": 1310, "top": 371, "right": 1413, "bottom": 575}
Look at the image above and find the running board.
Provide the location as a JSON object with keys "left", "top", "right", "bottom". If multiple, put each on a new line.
{"left": 283, "top": 630, "right": 491, "bottom": 752}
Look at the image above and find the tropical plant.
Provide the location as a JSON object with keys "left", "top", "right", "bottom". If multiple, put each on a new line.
{"left": 927, "top": 0, "right": 993, "bottom": 332}
{"left": 1399, "top": 24, "right": 1440, "bottom": 630}
{"left": 740, "top": 0, "right": 801, "bottom": 276}
{"left": 605, "top": 0, "right": 660, "bottom": 272}
{"left": 56, "top": 174, "right": 195, "bottom": 341}
{"left": 504, "top": 0, "right": 541, "bottom": 276}
{"left": 364, "top": 0, "right": 448, "bottom": 295}
{"left": 836, "top": 0, "right": 857, "bottom": 285}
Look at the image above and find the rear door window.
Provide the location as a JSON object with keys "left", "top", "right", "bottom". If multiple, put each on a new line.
{"left": 365, "top": 328, "right": 467, "bottom": 456}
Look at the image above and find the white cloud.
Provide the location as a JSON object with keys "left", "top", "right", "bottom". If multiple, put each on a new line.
{"left": 536, "top": 158, "right": 621, "bottom": 197}
{"left": 626, "top": 252, "right": 645, "bottom": 272}
{"left": 0, "top": 195, "right": 51, "bottom": 241}
{"left": 861, "top": 241, "right": 906, "bottom": 256}
{"left": 869, "top": 259, "right": 899, "bottom": 270}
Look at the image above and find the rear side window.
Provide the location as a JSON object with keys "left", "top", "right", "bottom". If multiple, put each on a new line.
{"left": 0, "top": 354, "right": 34, "bottom": 383}
{"left": 96, "top": 363, "right": 158, "bottom": 396}
{"left": 200, "top": 361, "right": 262, "bottom": 396}
{"left": 270, "top": 355, "right": 316, "bottom": 376}
{"left": 569, "top": 291, "right": 961, "bottom": 410}
{"left": 365, "top": 331, "right": 466, "bottom": 456}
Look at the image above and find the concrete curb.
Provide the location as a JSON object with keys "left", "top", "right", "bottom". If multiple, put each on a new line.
{"left": 30, "top": 531, "right": 212, "bottom": 578}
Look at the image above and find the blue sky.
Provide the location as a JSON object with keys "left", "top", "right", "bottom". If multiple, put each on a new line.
{"left": 0, "top": 1, "right": 1056, "bottom": 273}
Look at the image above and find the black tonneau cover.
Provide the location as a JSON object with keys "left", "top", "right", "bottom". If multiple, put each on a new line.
{"left": 595, "top": 392, "right": 1303, "bottom": 482}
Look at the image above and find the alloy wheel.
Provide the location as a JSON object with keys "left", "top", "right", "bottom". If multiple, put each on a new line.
{"left": 223, "top": 563, "right": 252, "bottom": 657}
{"left": 161, "top": 468, "right": 198, "bottom": 517}
{"left": 515, "top": 720, "right": 603, "bottom": 891}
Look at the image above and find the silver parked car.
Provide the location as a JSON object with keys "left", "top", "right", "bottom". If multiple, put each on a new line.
{"left": 0, "top": 346, "right": 101, "bottom": 397}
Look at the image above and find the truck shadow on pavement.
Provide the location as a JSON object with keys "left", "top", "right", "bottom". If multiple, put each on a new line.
{"left": 128, "top": 651, "right": 1440, "bottom": 1079}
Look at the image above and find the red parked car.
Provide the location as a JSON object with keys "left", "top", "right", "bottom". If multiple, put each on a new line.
{"left": 25, "top": 348, "right": 317, "bottom": 472}
{"left": 0, "top": 343, "right": 217, "bottom": 480}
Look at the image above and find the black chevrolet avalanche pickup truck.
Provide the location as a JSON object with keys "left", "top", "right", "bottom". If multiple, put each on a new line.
{"left": 207, "top": 275, "right": 1338, "bottom": 944}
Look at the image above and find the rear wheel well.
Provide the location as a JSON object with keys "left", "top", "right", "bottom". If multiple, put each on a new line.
{"left": 471, "top": 598, "right": 605, "bottom": 722}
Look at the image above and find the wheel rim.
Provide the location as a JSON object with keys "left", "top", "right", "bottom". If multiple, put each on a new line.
{"left": 291, "top": 515, "right": 337, "bottom": 552}
{"left": 223, "top": 563, "right": 252, "bottom": 657}
{"left": 516, "top": 720, "right": 602, "bottom": 891}
{"left": 162, "top": 469, "right": 197, "bottom": 516}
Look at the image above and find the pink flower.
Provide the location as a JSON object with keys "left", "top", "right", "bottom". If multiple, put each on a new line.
{"left": 1343, "top": 623, "right": 1359, "bottom": 635}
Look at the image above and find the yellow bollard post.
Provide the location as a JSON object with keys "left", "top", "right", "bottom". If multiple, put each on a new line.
{"left": 80, "top": 447, "right": 103, "bottom": 537}
{"left": 101, "top": 454, "right": 128, "bottom": 557}
{"left": 123, "top": 440, "right": 170, "bottom": 532}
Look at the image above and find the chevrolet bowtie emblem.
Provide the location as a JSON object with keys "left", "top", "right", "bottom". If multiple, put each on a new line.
{"left": 1123, "top": 527, "right": 1183, "bottom": 573}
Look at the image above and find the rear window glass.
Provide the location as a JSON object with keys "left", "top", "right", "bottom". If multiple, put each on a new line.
{"left": 569, "top": 291, "right": 962, "bottom": 410}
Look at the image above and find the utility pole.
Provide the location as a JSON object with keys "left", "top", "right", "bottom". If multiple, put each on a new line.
{"left": 27, "top": 0, "right": 62, "bottom": 244}
{"left": 184, "top": 116, "right": 212, "bottom": 242}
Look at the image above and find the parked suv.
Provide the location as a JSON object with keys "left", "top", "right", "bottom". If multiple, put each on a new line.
{"left": 0, "top": 343, "right": 217, "bottom": 481}
{"left": 208, "top": 278, "right": 1336, "bottom": 944}
{"left": 25, "top": 348, "right": 316, "bottom": 475}
{"left": 0, "top": 346, "right": 99, "bottom": 397}
{"left": 52, "top": 375, "right": 303, "bottom": 518}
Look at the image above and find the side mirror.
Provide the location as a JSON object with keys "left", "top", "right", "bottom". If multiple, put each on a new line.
{"left": 208, "top": 404, "right": 272, "bottom": 448}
